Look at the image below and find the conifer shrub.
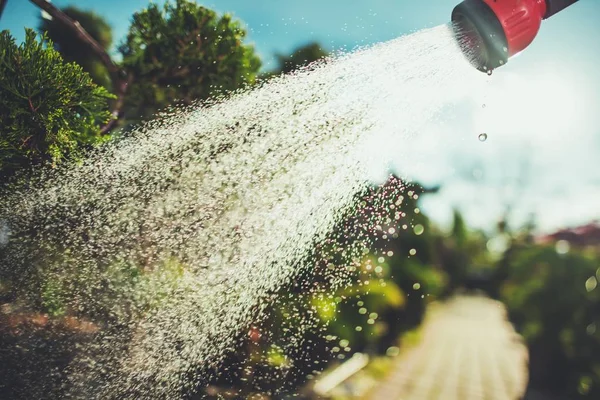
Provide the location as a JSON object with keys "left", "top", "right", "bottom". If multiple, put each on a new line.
{"left": 0, "top": 29, "right": 114, "bottom": 181}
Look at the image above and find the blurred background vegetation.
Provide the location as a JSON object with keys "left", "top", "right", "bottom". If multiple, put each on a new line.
{"left": 0, "top": 0, "right": 599, "bottom": 399}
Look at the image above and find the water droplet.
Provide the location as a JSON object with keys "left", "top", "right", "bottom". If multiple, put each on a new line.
{"left": 478, "top": 133, "right": 488, "bottom": 142}
{"left": 585, "top": 276, "right": 597, "bottom": 292}
{"left": 0, "top": 220, "right": 11, "bottom": 246}
{"left": 413, "top": 283, "right": 421, "bottom": 290}
{"left": 482, "top": 104, "right": 486, "bottom": 109}
{"left": 386, "top": 346, "right": 400, "bottom": 357}
{"left": 487, "top": 69, "right": 493, "bottom": 76}
{"left": 413, "top": 224, "right": 425, "bottom": 235}
{"left": 556, "top": 240, "right": 570, "bottom": 254}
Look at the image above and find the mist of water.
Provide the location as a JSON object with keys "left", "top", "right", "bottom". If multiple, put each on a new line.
{"left": 0, "top": 24, "right": 483, "bottom": 398}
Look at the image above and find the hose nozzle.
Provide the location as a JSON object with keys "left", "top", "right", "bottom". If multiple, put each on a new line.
{"left": 452, "top": 0, "right": 579, "bottom": 72}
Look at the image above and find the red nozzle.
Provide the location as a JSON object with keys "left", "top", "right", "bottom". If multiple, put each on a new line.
{"left": 452, "top": 0, "right": 579, "bottom": 72}
{"left": 486, "top": 0, "right": 547, "bottom": 58}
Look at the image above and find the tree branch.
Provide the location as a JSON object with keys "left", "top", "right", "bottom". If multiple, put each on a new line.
{"left": 29, "top": 0, "right": 129, "bottom": 134}
{"left": 100, "top": 74, "right": 131, "bottom": 135}
{"left": 0, "top": 0, "right": 8, "bottom": 21}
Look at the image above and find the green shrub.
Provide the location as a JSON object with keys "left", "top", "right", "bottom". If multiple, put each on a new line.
{"left": 0, "top": 29, "right": 114, "bottom": 181}
{"left": 499, "top": 245, "right": 600, "bottom": 397}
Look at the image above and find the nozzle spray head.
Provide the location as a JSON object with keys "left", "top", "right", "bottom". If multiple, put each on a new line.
{"left": 452, "top": 0, "right": 579, "bottom": 72}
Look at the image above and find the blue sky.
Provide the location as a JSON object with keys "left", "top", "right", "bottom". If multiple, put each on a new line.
{"left": 1, "top": 1, "right": 450, "bottom": 59}
{"left": 1, "top": 0, "right": 599, "bottom": 232}
{"left": 2, "top": 0, "right": 598, "bottom": 70}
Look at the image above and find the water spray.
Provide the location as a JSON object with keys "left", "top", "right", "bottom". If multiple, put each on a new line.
{"left": 452, "top": 0, "right": 579, "bottom": 72}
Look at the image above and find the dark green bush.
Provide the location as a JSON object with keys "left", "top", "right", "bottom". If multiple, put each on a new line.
{"left": 0, "top": 29, "right": 114, "bottom": 181}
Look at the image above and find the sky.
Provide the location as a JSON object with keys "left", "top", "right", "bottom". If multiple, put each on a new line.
{"left": 3, "top": 0, "right": 596, "bottom": 69}
{"left": 0, "top": 0, "right": 455, "bottom": 66}
{"left": 1, "top": 0, "right": 599, "bottom": 233}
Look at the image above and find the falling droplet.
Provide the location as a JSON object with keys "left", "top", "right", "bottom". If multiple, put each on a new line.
{"left": 478, "top": 133, "right": 488, "bottom": 142}
{"left": 482, "top": 104, "right": 486, "bottom": 109}
{"left": 487, "top": 69, "right": 493, "bottom": 76}
{"left": 413, "top": 224, "right": 425, "bottom": 236}
{"left": 586, "top": 276, "right": 598, "bottom": 292}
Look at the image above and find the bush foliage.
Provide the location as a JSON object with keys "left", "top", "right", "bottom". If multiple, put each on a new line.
{"left": 0, "top": 29, "right": 114, "bottom": 180}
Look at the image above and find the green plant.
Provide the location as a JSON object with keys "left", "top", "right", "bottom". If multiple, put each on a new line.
{"left": 119, "top": 0, "right": 261, "bottom": 123}
{"left": 0, "top": 29, "right": 114, "bottom": 181}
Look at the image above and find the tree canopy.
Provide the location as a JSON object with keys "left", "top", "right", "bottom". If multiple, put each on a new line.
{"left": 275, "top": 42, "right": 329, "bottom": 74}
{"left": 119, "top": 0, "right": 261, "bottom": 123}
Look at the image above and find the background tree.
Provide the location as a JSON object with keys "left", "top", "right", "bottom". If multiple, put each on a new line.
{"left": 260, "top": 41, "right": 329, "bottom": 80}
{"left": 275, "top": 42, "right": 329, "bottom": 74}
{"left": 38, "top": 6, "right": 113, "bottom": 89}
{"left": 0, "top": 29, "right": 113, "bottom": 182}
{"left": 119, "top": 0, "right": 261, "bottom": 124}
